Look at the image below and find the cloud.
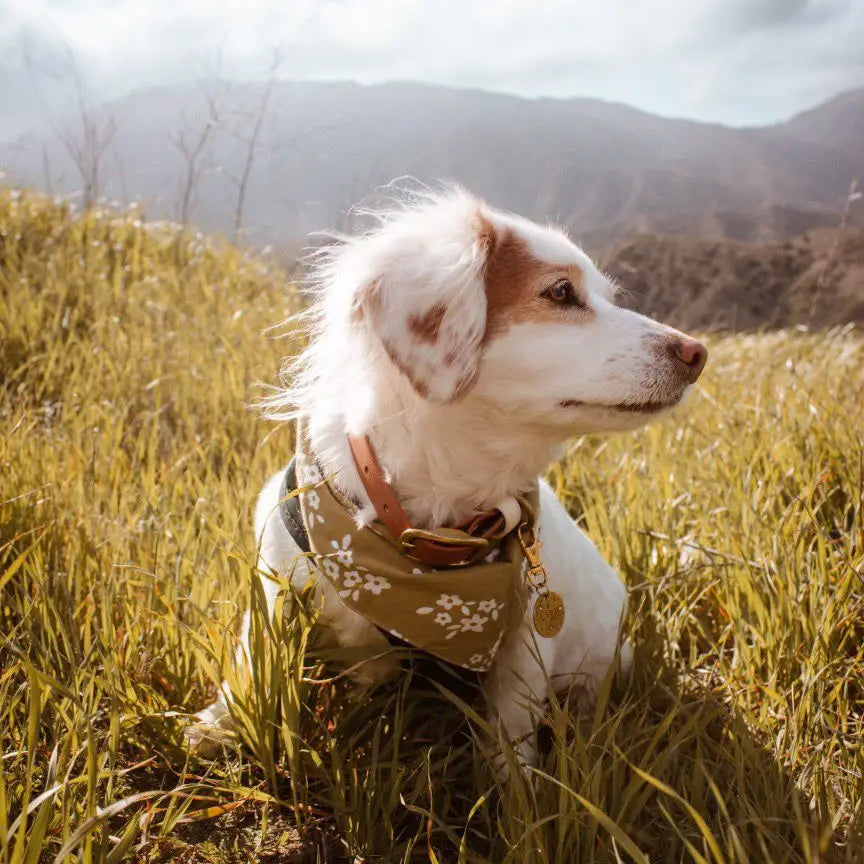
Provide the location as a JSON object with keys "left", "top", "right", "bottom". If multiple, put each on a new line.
{"left": 718, "top": 0, "right": 813, "bottom": 31}
{"left": 0, "top": 0, "right": 862, "bottom": 140}
{"left": 695, "top": 0, "right": 851, "bottom": 43}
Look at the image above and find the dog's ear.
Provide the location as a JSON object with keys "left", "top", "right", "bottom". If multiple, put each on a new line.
{"left": 357, "top": 208, "right": 496, "bottom": 403}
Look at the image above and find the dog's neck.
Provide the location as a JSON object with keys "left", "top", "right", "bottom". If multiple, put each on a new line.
{"left": 304, "top": 347, "right": 561, "bottom": 528}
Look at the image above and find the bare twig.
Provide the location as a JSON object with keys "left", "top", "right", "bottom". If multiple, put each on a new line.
{"left": 171, "top": 91, "right": 223, "bottom": 227}
{"left": 25, "top": 46, "right": 118, "bottom": 208}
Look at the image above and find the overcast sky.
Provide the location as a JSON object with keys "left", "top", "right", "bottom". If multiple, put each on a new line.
{"left": 1, "top": 0, "right": 863, "bottom": 140}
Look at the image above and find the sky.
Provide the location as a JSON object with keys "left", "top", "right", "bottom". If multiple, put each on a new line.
{"left": 1, "top": 0, "right": 863, "bottom": 140}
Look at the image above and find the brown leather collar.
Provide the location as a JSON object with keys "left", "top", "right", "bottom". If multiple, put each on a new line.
{"left": 347, "top": 434, "right": 512, "bottom": 568}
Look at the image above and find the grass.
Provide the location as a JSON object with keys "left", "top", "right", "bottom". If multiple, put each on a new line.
{"left": 1, "top": 188, "right": 863, "bottom": 863}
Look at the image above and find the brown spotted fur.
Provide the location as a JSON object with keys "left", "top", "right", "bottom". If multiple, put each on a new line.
{"left": 482, "top": 228, "right": 591, "bottom": 340}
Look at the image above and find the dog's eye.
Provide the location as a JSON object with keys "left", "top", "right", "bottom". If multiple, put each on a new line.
{"left": 541, "top": 279, "right": 584, "bottom": 308}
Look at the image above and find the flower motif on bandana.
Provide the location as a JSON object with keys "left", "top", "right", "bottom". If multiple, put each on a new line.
{"left": 466, "top": 631, "right": 504, "bottom": 670}
{"left": 331, "top": 535, "right": 353, "bottom": 566}
{"left": 303, "top": 488, "right": 325, "bottom": 524}
{"left": 459, "top": 613, "right": 489, "bottom": 633}
{"left": 342, "top": 570, "right": 363, "bottom": 588}
{"left": 362, "top": 573, "right": 391, "bottom": 595}
{"left": 297, "top": 457, "right": 325, "bottom": 522}
{"left": 303, "top": 461, "right": 323, "bottom": 485}
{"left": 339, "top": 569, "right": 361, "bottom": 601}
{"left": 419, "top": 595, "right": 495, "bottom": 641}
{"left": 436, "top": 594, "right": 463, "bottom": 610}
{"left": 336, "top": 567, "right": 373, "bottom": 602}
{"left": 477, "top": 599, "right": 504, "bottom": 621}
{"left": 322, "top": 558, "right": 341, "bottom": 582}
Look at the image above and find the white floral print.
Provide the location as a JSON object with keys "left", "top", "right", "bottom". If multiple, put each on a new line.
{"left": 342, "top": 570, "right": 362, "bottom": 588}
{"left": 331, "top": 534, "right": 353, "bottom": 566}
{"left": 477, "top": 599, "right": 504, "bottom": 620}
{"left": 323, "top": 558, "right": 341, "bottom": 582}
{"left": 336, "top": 566, "right": 384, "bottom": 602}
{"left": 466, "top": 631, "right": 505, "bottom": 670}
{"left": 362, "top": 573, "right": 391, "bottom": 595}
{"left": 436, "top": 594, "right": 463, "bottom": 610}
{"left": 418, "top": 593, "right": 501, "bottom": 641}
{"left": 299, "top": 458, "right": 325, "bottom": 523}
{"left": 303, "top": 461, "right": 323, "bottom": 484}
{"left": 460, "top": 613, "right": 488, "bottom": 633}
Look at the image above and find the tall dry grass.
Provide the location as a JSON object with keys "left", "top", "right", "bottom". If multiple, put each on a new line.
{"left": 1, "top": 189, "right": 862, "bottom": 862}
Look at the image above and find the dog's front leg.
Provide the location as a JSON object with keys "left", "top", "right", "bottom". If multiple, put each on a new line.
{"left": 485, "top": 687, "right": 540, "bottom": 776}
{"left": 482, "top": 626, "right": 552, "bottom": 776}
{"left": 314, "top": 578, "right": 402, "bottom": 687}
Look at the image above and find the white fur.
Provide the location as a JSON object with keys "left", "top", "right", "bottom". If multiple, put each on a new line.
{"left": 187, "top": 187, "right": 707, "bottom": 768}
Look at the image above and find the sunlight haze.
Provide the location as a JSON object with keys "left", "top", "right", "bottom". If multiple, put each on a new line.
{"left": 1, "top": 0, "right": 863, "bottom": 141}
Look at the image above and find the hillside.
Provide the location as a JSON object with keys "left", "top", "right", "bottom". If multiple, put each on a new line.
{"left": 2, "top": 81, "right": 862, "bottom": 247}
{"left": 600, "top": 227, "right": 864, "bottom": 330}
{"left": 2, "top": 191, "right": 864, "bottom": 862}
{"left": 767, "top": 89, "right": 864, "bottom": 165}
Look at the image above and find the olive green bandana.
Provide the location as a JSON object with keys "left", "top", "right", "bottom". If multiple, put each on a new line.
{"left": 295, "top": 431, "right": 537, "bottom": 672}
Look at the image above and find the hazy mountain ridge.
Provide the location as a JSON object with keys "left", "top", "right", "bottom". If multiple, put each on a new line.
{"left": 1, "top": 81, "right": 862, "bottom": 248}
{"left": 600, "top": 226, "right": 864, "bottom": 331}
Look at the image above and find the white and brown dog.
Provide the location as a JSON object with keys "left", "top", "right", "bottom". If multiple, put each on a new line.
{"left": 190, "top": 187, "right": 707, "bottom": 767}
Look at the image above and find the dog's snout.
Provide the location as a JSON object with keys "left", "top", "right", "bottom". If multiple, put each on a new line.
{"left": 669, "top": 336, "right": 707, "bottom": 381}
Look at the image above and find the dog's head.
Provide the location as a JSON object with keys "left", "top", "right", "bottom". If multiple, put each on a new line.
{"left": 347, "top": 188, "right": 706, "bottom": 434}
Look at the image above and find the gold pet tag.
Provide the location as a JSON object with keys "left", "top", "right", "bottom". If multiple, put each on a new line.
{"left": 517, "top": 522, "right": 566, "bottom": 639}
{"left": 533, "top": 591, "right": 565, "bottom": 638}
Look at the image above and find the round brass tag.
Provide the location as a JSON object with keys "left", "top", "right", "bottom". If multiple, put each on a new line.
{"left": 533, "top": 591, "right": 565, "bottom": 638}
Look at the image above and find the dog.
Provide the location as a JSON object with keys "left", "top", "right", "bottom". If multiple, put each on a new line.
{"left": 188, "top": 187, "right": 707, "bottom": 768}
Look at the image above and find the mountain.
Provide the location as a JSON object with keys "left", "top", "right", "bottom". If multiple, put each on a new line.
{"left": 600, "top": 227, "right": 864, "bottom": 331}
{"left": 1, "top": 81, "right": 862, "bottom": 248}
{"left": 766, "top": 89, "right": 864, "bottom": 167}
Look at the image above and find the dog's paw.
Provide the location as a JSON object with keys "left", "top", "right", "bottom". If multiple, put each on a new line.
{"left": 184, "top": 699, "right": 235, "bottom": 758}
{"left": 488, "top": 733, "right": 539, "bottom": 783}
{"left": 484, "top": 715, "right": 539, "bottom": 782}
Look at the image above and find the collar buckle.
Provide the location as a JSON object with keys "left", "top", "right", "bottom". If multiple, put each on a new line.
{"left": 399, "top": 527, "right": 490, "bottom": 567}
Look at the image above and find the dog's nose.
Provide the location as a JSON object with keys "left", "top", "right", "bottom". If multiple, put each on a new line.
{"left": 669, "top": 336, "right": 708, "bottom": 381}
